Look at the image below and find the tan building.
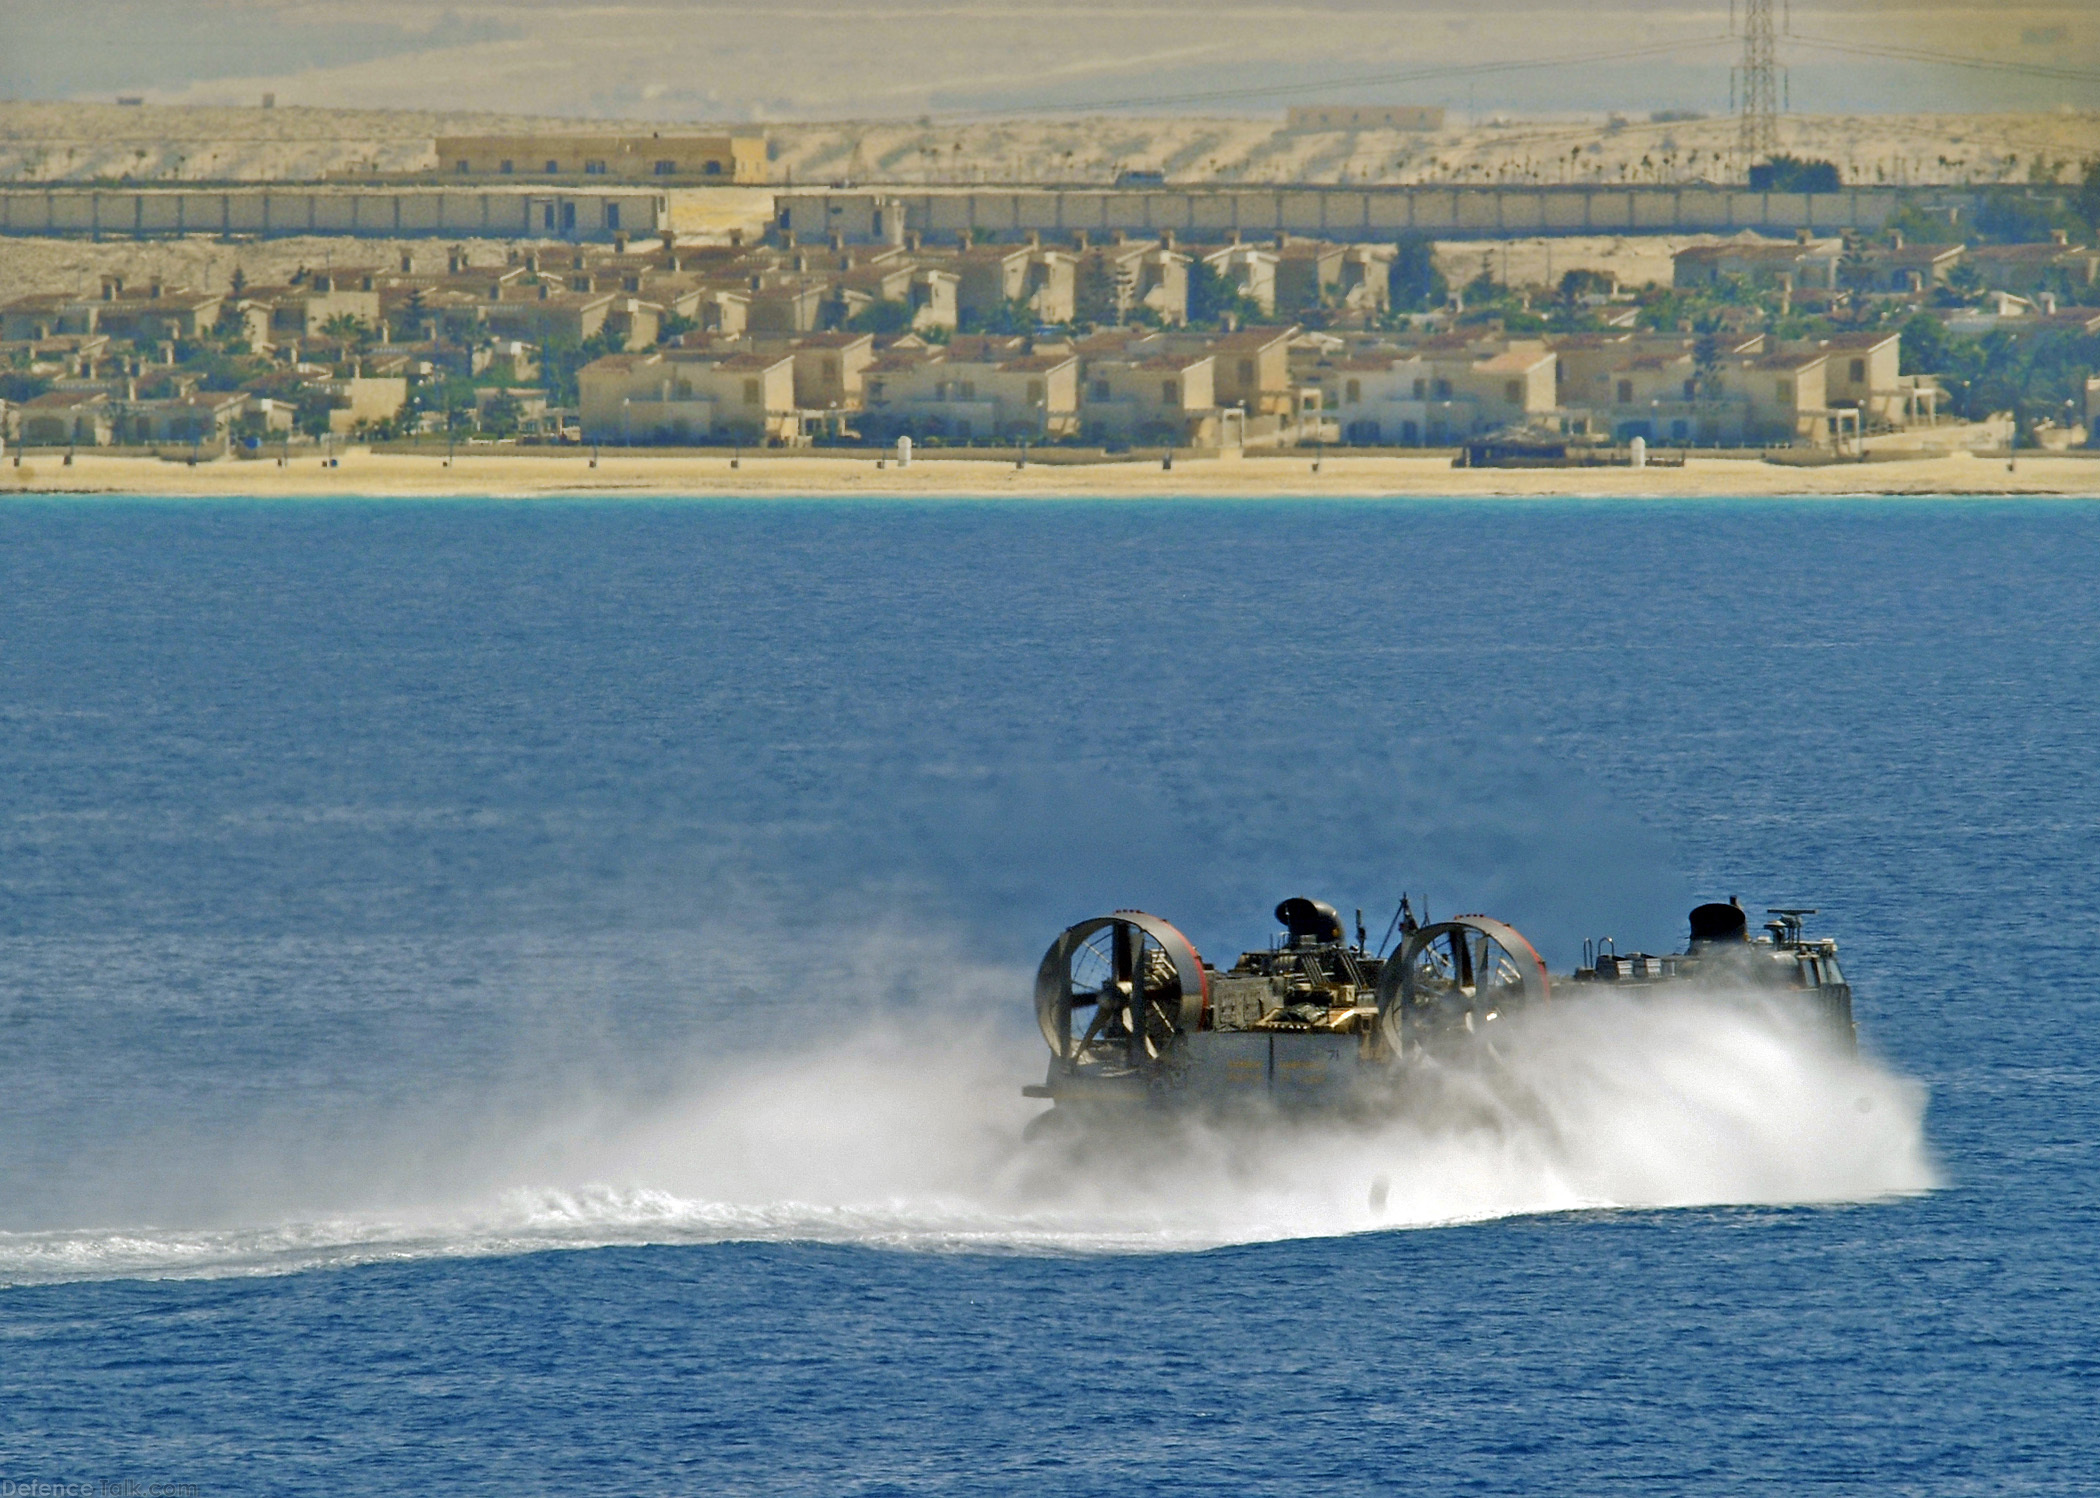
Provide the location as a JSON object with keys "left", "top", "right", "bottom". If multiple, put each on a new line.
{"left": 1458, "top": 347, "right": 1559, "bottom": 425}
{"left": 834, "top": 262, "right": 959, "bottom": 333}
{"left": 482, "top": 285, "right": 615, "bottom": 345}
{"left": 685, "top": 286, "right": 751, "bottom": 336}
{"left": 1, "top": 295, "right": 78, "bottom": 342}
{"left": 1275, "top": 240, "right": 1345, "bottom": 315}
{"left": 1552, "top": 333, "right": 1647, "bottom": 407}
{"left": 224, "top": 299, "right": 275, "bottom": 347}
{"left": 1719, "top": 350, "right": 1829, "bottom": 444}
{"left": 0, "top": 332, "right": 110, "bottom": 380}
{"left": 1579, "top": 350, "right": 1707, "bottom": 444}
{"left": 437, "top": 134, "right": 766, "bottom": 184}
{"left": 110, "top": 287, "right": 222, "bottom": 342}
{"left": 1309, "top": 354, "right": 1464, "bottom": 445}
{"left": 603, "top": 297, "right": 664, "bottom": 351}
{"left": 320, "top": 377, "right": 410, "bottom": 434}
{"left": 1337, "top": 245, "right": 1396, "bottom": 316}
{"left": 125, "top": 392, "right": 249, "bottom": 445}
{"left": 1964, "top": 235, "right": 2099, "bottom": 296}
{"left": 1170, "top": 326, "right": 1297, "bottom": 416}
{"left": 1265, "top": 239, "right": 1390, "bottom": 317}
{"left": 578, "top": 349, "right": 796, "bottom": 443}
{"left": 1285, "top": 106, "right": 1444, "bottom": 131}
{"left": 1309, "top": 341, "right": 1558, "bottom": 444}
{"left": 763, "top": 332, "right": 875, "bottom": 410}
{"left": 1082, "top": 238, "right": 1191, "bottom": 327}
{"left": 479, "top": 285, "right": 659, "bottom": 351}
{"left": 1603, "top": 353, "right": 1696, "bottom": 410}
{"left": 1675, "top": 235, "right": 1844, "bottom": 291}
{"left": 1080, "top": 352, "right": 1216, "bottom": 444}
{"left": 1544, "top": 329, "right": 1898, "bottom": 446}
{"left": 261, "top": 271, "right": 382, "bottom": 340}
{"left": 859, "top": 345, "right": 1078, "bottom": 439}
{"left": 1817, "top": 331, "right": 1903, "bottom": 423}
{"left": 1198, "top": 242, "right": 1280, "bottom": 316}
{"left": 14, "top": 390, "right": 112, "bottom": 446}
{"left": 746, "top": 275, "right": 831, "bottom": 335}
{"left": 857, "top": 346, "right": 943, "bottom": 423}
{"left": 1844, "top": 237, "right": 1964, "bottom": 293}
{"left": 953, "top": 244, "right": 1077, "bottom": 327}
{"left": 4, "top": 279, "right": 227, "bottom": 343}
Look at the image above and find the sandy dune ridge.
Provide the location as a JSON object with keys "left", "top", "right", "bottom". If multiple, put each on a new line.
{"left": 1, "top": 103, "right": 2091, "bottom": 191}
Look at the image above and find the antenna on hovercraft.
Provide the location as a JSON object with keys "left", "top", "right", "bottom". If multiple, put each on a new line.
{"left": 1355, "top": 908, "right": 1367, "bottom": 954}
{"left": 1765, "top": 907, "right": 1818, "bottom": 947}
{"left": 1375, "top": 892, "right": 1421, "bottom": 958}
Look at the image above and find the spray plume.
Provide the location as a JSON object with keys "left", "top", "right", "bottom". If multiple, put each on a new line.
{"left": 0, "top": 959, "right": 1935, "bottom": 1285}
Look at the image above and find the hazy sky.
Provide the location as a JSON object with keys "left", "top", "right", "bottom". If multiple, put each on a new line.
{"left": 1, "top": 1, "right": 2092, "bottom": 119}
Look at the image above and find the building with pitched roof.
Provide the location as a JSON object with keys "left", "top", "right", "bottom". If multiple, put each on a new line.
{"left": 857, "top": 345, "right": 1078, "bottom": 440}
{"left": 578, "top": 349, "right": 796, "bottom": 443}
{"left": 1080, "top": 351, "right": 1216, "bottom": 444}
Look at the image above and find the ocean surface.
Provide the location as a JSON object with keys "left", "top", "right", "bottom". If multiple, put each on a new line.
{"left": 0, "top": 496, "right": 2093, "bottom": 1493}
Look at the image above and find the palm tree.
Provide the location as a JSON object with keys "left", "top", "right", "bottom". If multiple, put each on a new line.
{"left": 320, "top": 313, "right": 371, "bottom": 353}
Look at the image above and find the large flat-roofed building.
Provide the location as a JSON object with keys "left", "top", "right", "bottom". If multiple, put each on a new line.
{"left": 1285, "top": 106, "right": 1444, "bottom": 132}
{"left": 435, "top": 134, "right": 767, "bottom": 184}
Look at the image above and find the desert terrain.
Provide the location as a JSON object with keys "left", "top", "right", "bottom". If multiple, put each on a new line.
{"left": 2, "top": 101, "right": 2089, "bottom": 306}
{"left": 12, "top": 0, "right": 2092, "bottom": 122}
{"left": 0, "top": 102, "right": 2092, "bottom": 191}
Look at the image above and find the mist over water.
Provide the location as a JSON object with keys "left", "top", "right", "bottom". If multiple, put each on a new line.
{"left": 0, "top": 936, "right": 1935, "bottom": 1286}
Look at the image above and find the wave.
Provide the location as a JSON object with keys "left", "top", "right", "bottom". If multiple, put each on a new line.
{"left": 0, "top": 985, "right": 1937, "bottom": 1287}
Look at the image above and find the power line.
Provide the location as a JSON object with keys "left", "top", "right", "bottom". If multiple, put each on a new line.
{"left": 1785, "top": 34, "right": 2100, "bottom": 87}
{"left": 909, "top": 28, "right": 2099, "bottom": 125}
{"left": 922, "top": 35, "right": 1736, "bottom": 118}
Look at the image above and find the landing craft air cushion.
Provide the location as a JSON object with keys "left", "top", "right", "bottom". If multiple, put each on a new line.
{"left": 1025, "top": 896, "right": 1854, "bottom": 1114}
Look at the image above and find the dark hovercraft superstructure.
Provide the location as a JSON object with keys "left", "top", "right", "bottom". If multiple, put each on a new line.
{"left": 1025, "top": 896, "right": 1854, "bottom": 1112}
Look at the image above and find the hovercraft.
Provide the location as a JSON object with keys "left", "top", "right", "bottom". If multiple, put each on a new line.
{"left": 1025, "top": 896, "right": 1853, "bottom": 1112}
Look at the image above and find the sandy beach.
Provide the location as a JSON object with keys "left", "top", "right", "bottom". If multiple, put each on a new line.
{"left": 5, "top": 449, "right": 2096, "bottom": 500}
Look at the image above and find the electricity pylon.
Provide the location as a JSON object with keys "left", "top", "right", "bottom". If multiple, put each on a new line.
{"left": 1733, "top": 0, "right": 1780, "bottom": 166}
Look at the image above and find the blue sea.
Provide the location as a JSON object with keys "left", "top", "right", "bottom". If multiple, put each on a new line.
{"left": 0, "top": 497, "right": 2094, "bottom": 1493}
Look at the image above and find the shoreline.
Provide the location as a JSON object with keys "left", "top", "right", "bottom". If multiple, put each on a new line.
{"left": 5, "top": 449, "right": 2097, "bottom": 500}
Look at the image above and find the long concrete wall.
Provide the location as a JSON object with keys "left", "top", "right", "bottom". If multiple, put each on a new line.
{"left": 0, "top": 183, "right": 1901, "bottom": 246}
{"left": 0, "top": 188, "right": 667, "bottom": 240}
{"left": 781, "top": 186, "right": 1901, "bottom": 244}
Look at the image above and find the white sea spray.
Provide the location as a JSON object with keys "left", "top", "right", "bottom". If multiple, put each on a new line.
{"left": 0, "top": 961, "right": 1935, "bottom": 1285}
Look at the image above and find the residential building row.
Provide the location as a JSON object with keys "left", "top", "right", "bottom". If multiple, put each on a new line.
{"left": 1675, "top": 227, "right": 2099, "bottom": 304}
{"left": 9, "top": 223, "right": 2095, "bottom": 453}
{"left": 575, "top": 321, "right": 1961, "bottom": 450}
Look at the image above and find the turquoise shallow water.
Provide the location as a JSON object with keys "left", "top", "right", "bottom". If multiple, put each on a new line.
{"left": 0, "top": 497, "right": 2094, "bottom": 1492}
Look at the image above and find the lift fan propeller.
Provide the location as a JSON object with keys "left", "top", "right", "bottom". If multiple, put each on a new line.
{"left": 1034, "top": 912, "right": 1208, "bottom": 1072}
{"left": 1377, "top": 916, "right": 1551, "bottom": 1054}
